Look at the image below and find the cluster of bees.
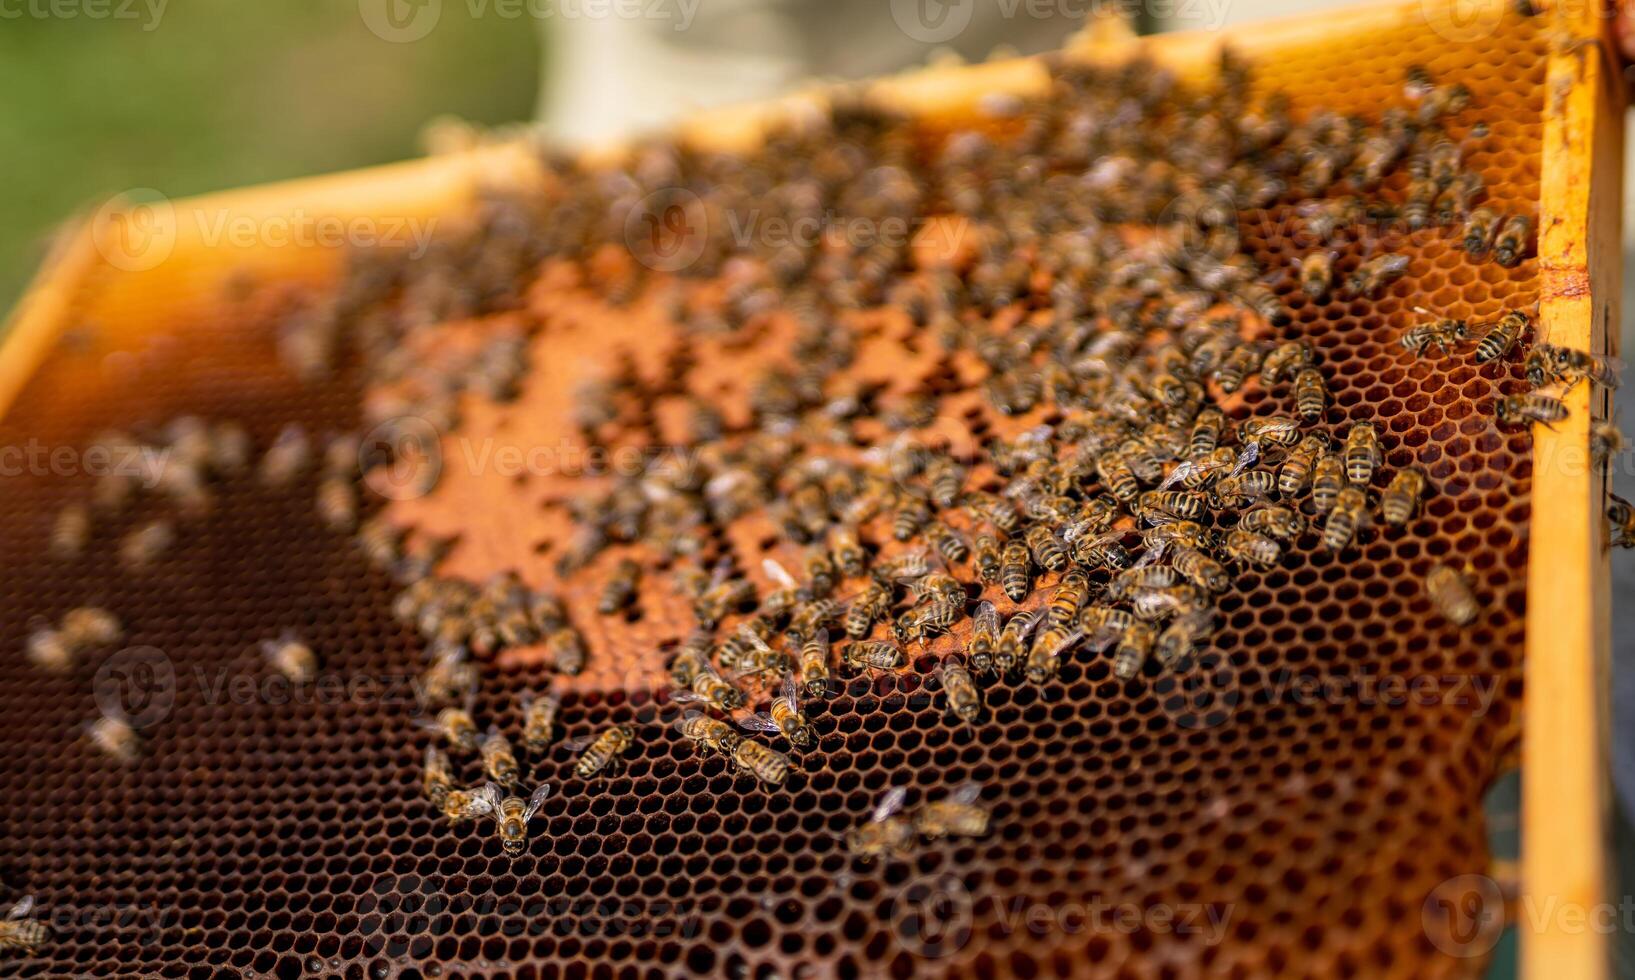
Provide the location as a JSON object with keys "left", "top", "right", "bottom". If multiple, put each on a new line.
{"left": 341, "top": 52, "right": 1577, "bottom": 859}
{"left": 23, "top": 32, "right": 1602, "bottom": 890}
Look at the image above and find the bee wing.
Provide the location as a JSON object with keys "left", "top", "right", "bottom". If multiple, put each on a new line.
{"left": 424, "top": 744, "right": 449, "bottom": 770}
{"left": 762, "top": 558, "right": 799, "bottom": 590}
{"left": 780, "top": 671, "right": 800, "bottom": 711}
{"left": 738, "top": 712, "right": 781, "bottom": 735}
{"left": 873, "top": 786, "right": 908, "bottom": 823}
{"left": 467, "top": 783, "right": 502, "bottom": 817}
{"left": 670, "top": 690, "right": 708, "bottom": 707}
{"left": 562, "top": 733, "right": 596, "bottom": 752}
{"left": 9, "top": 895, "right": 34, "bottom": 920}
{"left": 523, "top": 783, "right": 552, "bottom": 822}
{"left": 1061, "top": 518, "right": 1096, "bottom": 543}
{"left": 412, "top": 715, "right": 443, "bottom": 734}
{"left": 1158, "top": 461, "right": 1196, "bottom": 491}
{"left": 1135, "top": 539, "right": 1169, "bottom": 568}
{"left": 946, "top": 783, "right": 983, "bottom": 806}
{"left": 1230, "top": 443, "right": 1260, "bottom": 475}
{"left": 518, "top": 688, "right": 535, "bottom": 711}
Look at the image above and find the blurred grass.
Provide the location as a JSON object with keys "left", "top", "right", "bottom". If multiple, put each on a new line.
{"left": 0, "top": 0, "right": 539, "bottom": 315}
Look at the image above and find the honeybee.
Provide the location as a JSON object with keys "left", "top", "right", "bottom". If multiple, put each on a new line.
{"left": 846, "top": 787, "right": 916, "bottom": 862}
{"left": 50, "top": 503, "right": 90, "bottom": 558}
{"left": 479, "top": 726, "right": 520, "bottom": 787}
{"left": 963, "top": 492, "right": 1021, "bottom": 533}
{"left": 1000, "top": 539, "right": 1033, "bottom": 602}
{"left": 26, "top": 626, "right": 72, "bottom": 672}
{"left": 995, "top": 610, "right": 1037, "bottom": 675}
{"left": 913, "top": 783, "right": 990, "bottom": 840}
{"left": 799, "top": 629, "right": 833, "bottom": 699}
{"left": 1213, "top": 342, "right": 1265, "bottom": 393}
{"left": 1346, "top": 254, "right": 1410, "bottom": 298}
{"left": 1239, "top": 416, "right": 1301, "bottom": 448}
{"left": 677, "top": 711, "right": 741, "bottom": 757}
{"left": 1172, "top": 547, "right": 1230, "bottom": 592}
{"left": 87, "top": 714, "right": 138, "bottom": 762}
{"left": 1299, "top": 251, "right": 1335, "bottom": 300}
{"left": 739, "top": 672, "right": 816, "bottom": 748}
{"left": 471, "top": 782, "right": 552, "bottom": 856}
{"left": 1111, "top": 622, "right": 1157, "bottom": 680}
{"left": 1155, "top": 610, "right": 1215, "bottom": 669}
{"left": 417, "top": 698, "right": 480, "bottom": 754}
{"left": 1425, "top": 563, "right": 1479, "bottom": 625}
{"left": 1278, "top": 434, "right": 1326, "bottom": 495}
{"left": 973, "top": 534, "right": 1003, "bottom": 585}
{"left": 1141, "top": 518, "right": 1212, "bottom": 552}
{"left": 1609, "top": 494, "right": 1635, "bottom": 546}
{"left": 1306, "top": 454, "right": 1344, "bottom": 514}
{"left": 1260, "top": 343, "right": 1312, "bottom": 386}
{"left": 895, "top": 594, "right": 964, "bottom": 646}
{"left": 729, "top": 737, "right": 791, "bottom": 787}
{"left": 418, "top": 645, "right": 478, "bottom": 707}
{"left": 845, "top": 640, "right": 905, "bottom": 672}
{"left": 1493, "top": 214, "right": 1533, "bottom": 268}
{"left": 1591, "top": 420, "right": 1625, "bottom": 471}
{"left": 0, "top": 896, "right": 49, "bottom": 955}
{"left": 260, "top": 631, "right": 317, "bottom": 682}
{"left": 1474, "top": 310, "right": 1526, "bottom": 364}
{"left": 1212, "top": 470, "right": 1278, "bottom": 509}
{"left": 937, "top": 661, "right": 982, "bottom": 722}
{"left": 1139, "top": 490, "right": 1207, "bottom": 521}
{"left": 1070, "top": 529, "right": 1131, "bottom": 570}
{"left": 1401, "top": 315, "right": 1469, "bottom": 357}
{"left": 1129, "top": 584, "right": 1206, "bottom": 623}
{"left": 1239, "top": 505, "right": 1304, "bottom": 541}
{"left": 119, "top": 519, "right": 175, "bottom": 570}
{"left": 1024, "top": 616, "right": 1084, "bottom": 684}
{"left": 316, "top": 476, "right": 357, "bottom": 532}
{"left": 828, "top": 523, "right": 867, "bottom": 578}
{"left": 1293, "top": 367, "right": 1327, "bottom": 422}
{"left": 1495, "top": 393, "right": 1568, "bottom": 428}
{"left": 1343, "top": 422, "right": 1381, "bottom": 485}
{"left": 1538, "top": 342, "right": 1622, "bottom": 390}
{"left": 58, "top": 606, "right": 121, "bottom": 652}
{"left": 1024, "top": 525, "right": 1069, "bottom": 573}
{"left": 1380, "top": 468, "right": 1428, "bottom": 526}
{"left": 569, "top": 724, "right": 637, "bottom": 778}
{"left": 1461, "top": 207, "right": 1499, "bottom": 257}
{"left": 1096, "top": 451, "right": 1141, "bottom": 502}
{"left": 966, "top": 601, "right": 1001, "bottom": 677}
{"left": 788, "top": 597, "right": 841, "bottom": 643}
{"left": 891, "top": 497, "right": 932, "bottom": 541}
{"left": 926, "top": 457, "right": 966, "bottom": 509}
{"left": 843, "top": 580, "right": 893, "bottom": 639}
{"left": 873, "top": 549, "right": 933, "bottom": 585}
{"left": 545, "top": 627, "right": 588, "bottom": 675}
{"left": 1189, "top": 407, "right": 1225, "bottom": 455}
{"left": 1321, "top": 486, "right": 1369, "bottom": 551}
{"left": 259, "top": 424, "right": 311, "bottom": 487}
{"left": 1223, "top": 528, "right": 1281, "bottom": 567}
{"left": 677, "top": 661, "right": 747, "bottom": 711}
{"left": 694, "top": 576, "right": 756, "bottom": 631}
{"left": 1110, "top": 564, "right": 1178, "bottom": 600}
{"left": 597, "top": 558, "right": 641, "bottom": 615}
{"left": 423, "top": 744, "right": 456, "bottom": 807}
{"left": 1402, "top": 176, "right": 1437, "bottom": 231}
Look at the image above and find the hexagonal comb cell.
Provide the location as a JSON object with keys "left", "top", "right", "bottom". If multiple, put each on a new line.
{"left": 0, "top": 6, "right": 1559, "bottom": 980}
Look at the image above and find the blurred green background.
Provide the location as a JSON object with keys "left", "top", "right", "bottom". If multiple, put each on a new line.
{"left": 0, "top": 0, "right": 540, "bottom": 313}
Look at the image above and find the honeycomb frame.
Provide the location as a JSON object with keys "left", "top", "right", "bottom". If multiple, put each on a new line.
{"left": 0, "top": 1, "right": 1623, "bottom": 978}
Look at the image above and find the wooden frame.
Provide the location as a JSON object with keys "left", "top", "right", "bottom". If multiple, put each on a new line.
{"left": 0, "top": 1, "right": 1622, "bottom": 975}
